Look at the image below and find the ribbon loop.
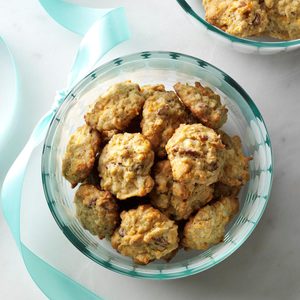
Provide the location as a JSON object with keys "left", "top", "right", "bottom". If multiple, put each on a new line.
{"left": 67, "top": 7, "right": 130, "bottom": 88}
{"left": 1, "top": 1, "right": 130, "bottom": 299}
{"left": 39, "top": 0, "right": 111, "bottom": 36}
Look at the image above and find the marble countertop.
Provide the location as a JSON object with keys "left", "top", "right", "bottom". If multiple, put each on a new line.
{"left": 0, "top": 0, "right": 300, "bottom": 299}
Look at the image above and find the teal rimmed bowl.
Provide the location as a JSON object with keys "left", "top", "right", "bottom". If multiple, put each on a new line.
{"left": 42, "top": 51, "right": 273, "bottom": 279}
{"left": 177, "top": 0, "right": 300, "bottom": 54}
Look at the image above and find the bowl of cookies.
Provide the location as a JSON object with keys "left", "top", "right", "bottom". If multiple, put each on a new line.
{"left": 42, "top": 51, "right": 273, "bottom": 279}
{"left": 177, "top": 0, "right": 300, "bottom": 54}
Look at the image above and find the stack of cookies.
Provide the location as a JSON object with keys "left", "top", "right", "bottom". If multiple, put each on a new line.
{"left": 62, "top": 80, "right": 251, "bottom": 264}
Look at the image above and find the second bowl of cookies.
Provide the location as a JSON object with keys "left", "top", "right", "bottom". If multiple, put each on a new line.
{"left": 177, "top": 0, "right": 300, "bottom": 54}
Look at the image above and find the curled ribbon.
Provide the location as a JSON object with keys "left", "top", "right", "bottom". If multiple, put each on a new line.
{"left": 1, "top": 1, "right": 130, "bottom": 299}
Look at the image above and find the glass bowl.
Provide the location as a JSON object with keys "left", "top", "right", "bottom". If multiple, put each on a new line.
{"left": 177, "top": 0, "right": 300, "bottom": 55}
{"left": 42, "top": 51, "right": 273, "bottom": 279}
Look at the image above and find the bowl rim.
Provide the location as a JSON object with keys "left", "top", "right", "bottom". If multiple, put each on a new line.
{"left": 176, "top": 0, "right": 300, "bottom": 48}
{"left": 42, "top": 51, "right": 273, "bottom": 280}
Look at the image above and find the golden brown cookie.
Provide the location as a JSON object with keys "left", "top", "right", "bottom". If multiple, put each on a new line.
{"left": 85, "top": 81, "right": 145, "bottom": 132}
{"left": 266, "top": 0, "right": 300, "bottom": 40}
{"left": 219, "top": 131, "right": 251, "bottom": 187}
{"left": 74, "top": 184, "right": 119, "bottom": 239}
{"left": 111, "top": 205, "right": 179, "bottom": 264}
{"left": 182, "top": 196, "right": 239, "bottom": 250}
{"left": 166, "top": 124, "right": 225, "bottom": 186}
{"left": 99, "top": 133, "right": 154, "bottom": 199}
{"left": 150, "top": 160, "right": 213, "bottom": 220}
{"left": 202, "top": 0, "right": 269, "bottom": 38}
{"left": 141, "top": 89, "right": 193, "bottom": 157}
{"left": 62, "top": 125, "right": 101, "bottom": 187}
{"left": 174, "top": 82, "right": 227, "bottom": 129}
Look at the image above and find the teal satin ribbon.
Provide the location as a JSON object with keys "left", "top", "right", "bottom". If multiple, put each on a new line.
{"left": 1, "top": 1, "right": 130, "bottom": 299}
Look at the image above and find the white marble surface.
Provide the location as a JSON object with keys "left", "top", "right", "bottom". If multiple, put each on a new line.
{"left": 0, "top": 0, "right": 300, "bottom": 299}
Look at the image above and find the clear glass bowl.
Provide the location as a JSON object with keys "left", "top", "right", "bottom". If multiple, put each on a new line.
{"left": 42, "top": 51, "right": 273, "bottom": 279}
{"left": 177, "top": 0, "right": 300, "bottom": 54}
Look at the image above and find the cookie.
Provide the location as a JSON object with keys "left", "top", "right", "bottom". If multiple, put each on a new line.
{"left": 219, "top": 131, "right": 251, "bottom": 187}
{"left": 174, "top": 82, "right": 227, "bottom": 129}
{"left": 99, "top": 133, "right": 154, "bottom": 199}
{"left": 111, "top": 205, "right": 178, "bottom": 264}
{"left": 182, "top": 196, "right": 239, "bottom": 250}
{"left": 203, "top": 0, "right": 269, "bottom": 38}
{"left": 150, "top": 160, "right": 213, "bottom": 220}
{"left": 62, "top": 125, "right": 101, "bottom": 187}
{"left": 141, "top": 89, "right": 193, "bottom": 157}
{"left": 166, "top": 124, "right": 225, "bottom": 185}
{"left": 74, "top": 184, "right": 119, "bottom": 239}
{"left": 85, "top": 81, "right": 145, "bottom": 132}
{"left": 266, "top": 0, "right": 300, "bottom": 40}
